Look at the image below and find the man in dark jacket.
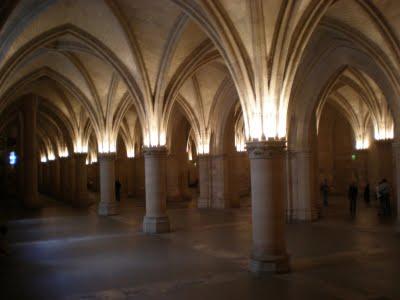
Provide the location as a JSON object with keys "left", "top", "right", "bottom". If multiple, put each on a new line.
{"left": 348, "top": 181, "right": 358, "bottom": 219}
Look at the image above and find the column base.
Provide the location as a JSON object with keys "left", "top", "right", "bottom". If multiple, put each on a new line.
{"left": 249, "top": 254, "right": 290, "bottom": 274}
{"left": 98, "top": 201, "right": 119, "bottom": 216}
{"left": 142, "top": 216, "right": 170, "bottom": 234}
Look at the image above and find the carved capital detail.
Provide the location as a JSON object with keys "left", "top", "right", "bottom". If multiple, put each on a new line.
{"left": 98, "top": 152, "right": 116, "bottom": 161}
{"left": 143, "top": 146, "right": 167, "bottom": 158}
{"left": 73, "top": 152, "right": 87, "bottom": 161}
{"left": 246, "top": 140, "right": 286, "bottom": 160}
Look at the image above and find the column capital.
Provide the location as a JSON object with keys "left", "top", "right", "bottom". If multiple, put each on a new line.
{"left": 143, "top": 146, "right": 167, "bottom": 157}
{"left": 355, "top": 148, "right": 369, "bottom": 154}
{"left": 73, "top": 152, "right": 87, "bottom": 159}
{"left": 375, "top": 139, "right": 393, "bottom": 146}
{"left": 98, "top": 152, "right": 116, "bottom": 161}
{"left": 246, "top": 140, "right": 286, "bottom": 160}
{"left": 198, "top": 153, "right": 210, "bottom": 159}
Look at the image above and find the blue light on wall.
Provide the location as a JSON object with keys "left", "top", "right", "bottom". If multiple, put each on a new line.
{"left": 9, "top": 151, "right": 17, "bottom": 166}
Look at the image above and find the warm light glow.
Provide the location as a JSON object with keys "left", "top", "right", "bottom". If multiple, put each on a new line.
{"left": 127, "top": 147, "right": 135, "bottom": 158}
{"left": 198, "top": 143, "right": 209, "bottom": 154}
{"left": 40, "top": 155, "right": 47, "bottom": 163}
{"left": 47, "top": 152, "right": 56, "bottom": 161}
{"left": 74, "top": 138, "right": 88, "bottom": 153}
{"left": 374, "top": 126, "right": 394, "bottom": 141}
{"left": 236, "top": 142, "right": 245, "bottom": 152}
{"left": 188, "top": 150, "right": 193, "bottom": 161}
{"left": 197, "top": 132, "right": 210, "bottom": 155}
{"left": 263, "top": 97, "right": 278, "bottom": 139}
{"left": 249, "top": 112, "right": 262, "bottom": 141}
{"left": 86, "top": 152, "right": 98, "bottom": 165}
{"left": 355, "top": 137, "right": 369, "bottom": 150}
{"left": 98, "top": 140, "right": 116, "bottom": 153}
{"left": 58, "top": 147, "right": 69, "bottom": 158}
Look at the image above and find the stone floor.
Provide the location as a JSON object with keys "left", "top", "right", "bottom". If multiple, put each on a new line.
{"left": 0, "top": 195, "right": 399, "bottom": 300}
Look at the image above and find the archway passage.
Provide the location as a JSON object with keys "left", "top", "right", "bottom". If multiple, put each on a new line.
{"left": 1, "top": 1, "right": 400, "bottom": 299}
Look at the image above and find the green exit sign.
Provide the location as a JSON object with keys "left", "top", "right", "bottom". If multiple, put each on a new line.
{"left": 352, "top": 154, "right": 356, "bottom": 160}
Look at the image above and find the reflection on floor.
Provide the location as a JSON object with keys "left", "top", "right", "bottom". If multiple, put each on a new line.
{"left": 0, "top": 195, "right": 399, "bottom": 300}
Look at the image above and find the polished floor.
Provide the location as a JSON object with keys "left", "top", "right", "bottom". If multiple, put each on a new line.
{"left": 1, "top": 195, "right": 399, "bottom": 300}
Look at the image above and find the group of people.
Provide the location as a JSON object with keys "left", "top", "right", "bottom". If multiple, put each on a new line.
{"left": 321, "top": 179, "right": 392, "bottom": 218}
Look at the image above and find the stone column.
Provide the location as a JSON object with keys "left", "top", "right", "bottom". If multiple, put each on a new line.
{"left": 354, "top": 149, "right": 368, "bottom": 185}
{"left": 229, "top": 152, "right": 245, "bottom": 208}
{"left": 135, "top": 155, "right": 145, "bottom": 198}
{"left": 181, "top": 153, "right": 191, "bottom": 200}
{"left": 127, "top": 157, "right": 136, "bottom": 197}
{"left": 22, "top": 96, "right": 41, "bottom": 208}
{"left": 59, "top": 157, "right": 68, "bottom": 202}
{"left": 42, "top": 162, "right": 49, "bottom": 194}
{"left": 67, "top": 157, "right": 76, "bottom": 204}
{"left": 198, "top": 154, "right": 211, "bottom": 208}
{"left": 74, "top": 153, "right": 88, "bottom": 207}
{"left": 98, "top": 153, "right": 119, "bottom": 216}
{"left": 292, "top": 150, "right": 317, "bottom": 221}
{"left": 166, "top": 154, "right": 181, "bottom": 201}
{"left": 247, "top": 140, "right": 290, "bottom": 273}
{"left": 211, "top": 154, "right": 231, "bottom": 208}
{"left": 392, "top": 141, "right": 400, "bottom": 229}
{"left": 17, "top": 113, "right": 24, "bottom": 200}
{"left": 142, "top": 146, "right": 170, "bottom": 233}
{"left": 37, "top": 161, "right": 43, "bottom": 192}
{"left": 50, "top": 159, "right": 61, "bottom": 198}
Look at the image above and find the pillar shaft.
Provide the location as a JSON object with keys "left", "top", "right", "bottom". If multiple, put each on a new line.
{"left": 142, "top": 146, "right": 170, "bottom": 233}
{"left": 98, "top": 153, "right": 119, "bottom": 216}
{"left": 50, "top": 159, "right": 61, "bottom": 198}
{"left": 59, "top": 157, "right": 68, "bottom": 202}
{"left": 67, "top": 157, "right": 76, "bottom": 204}
{"left": 210, "top": 154, "right": 231, "bottom": 209}
{"left": 74, "top": 153, "right": 88, "bottom": 207}
{"left": 198, "top": 154, "right": 211, "bottom": 208}
{"left": 354, "top": 149, "right": 368, "bottom": 185}
{"left": 247, "top": 140, "right": 290, "bottom": 273}
{"left": 127, "top": 158, "right": 135, "bottom": 197}
{"left": 22, "top": 96, "right": 41, "bottom": 208}
{"left": 291, "top": 150, "right": 317, "bottom": 221}
{"left": 166, "top": 154, "right": 181, "bottom": 201}
{"left": 392, "top": 142, "right": 400, "bottom": 228}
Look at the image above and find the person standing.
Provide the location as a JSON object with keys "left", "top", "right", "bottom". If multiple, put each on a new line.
{"left": 348, "top": 181, "right": 358, "bottom": 219}
{"left": 115, "top": 179, "right": 122, "bottom": 202}
{"left": 321, "top": 179, "right": 329, "bottom": 207}
{"left": 364, "top": 183, "right": 370, "bottom": 205}
{"left": 378, "top": 179, "right": 391, "bottom": 216}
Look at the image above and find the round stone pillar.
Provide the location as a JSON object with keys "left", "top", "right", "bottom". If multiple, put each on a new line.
{"left": 50, "top": 159, "right": 61, "bottom": 198}
{"left": 59, "top": 157, "right": 68, "bottom": 203}
{"left": 127, "top": 157, "right": 136, "bottom": 197}
{"left": 74, "top": 153, "right": 88, "bottom": 207}
{"left": 142, "top": 146, "right": 170, "bottom": 233}
{"left": 22, "top": 96, "right": 41, "bottom": 208}
{"left": 392, "top": 141, "right": 400, "bottom": 230}
{"left": 293, "top": 150, "right": 317, "bottom": 221}
{"left": 166, "top": 154, "right": 181, "bottom": 201}
{"left": 67, "top": 157, "right": 76, "bottom": 204}
{"left": 247, "top": 140, "right": 290, "bottom": 273}
{"left": 354, "top": 149, "right": 368, "bottom": 185}
{"left": 98, "top": 153, "right": 119, "bottom": 216}
{"left": 198, "top": 154, "right": 211, "bottom": 208}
